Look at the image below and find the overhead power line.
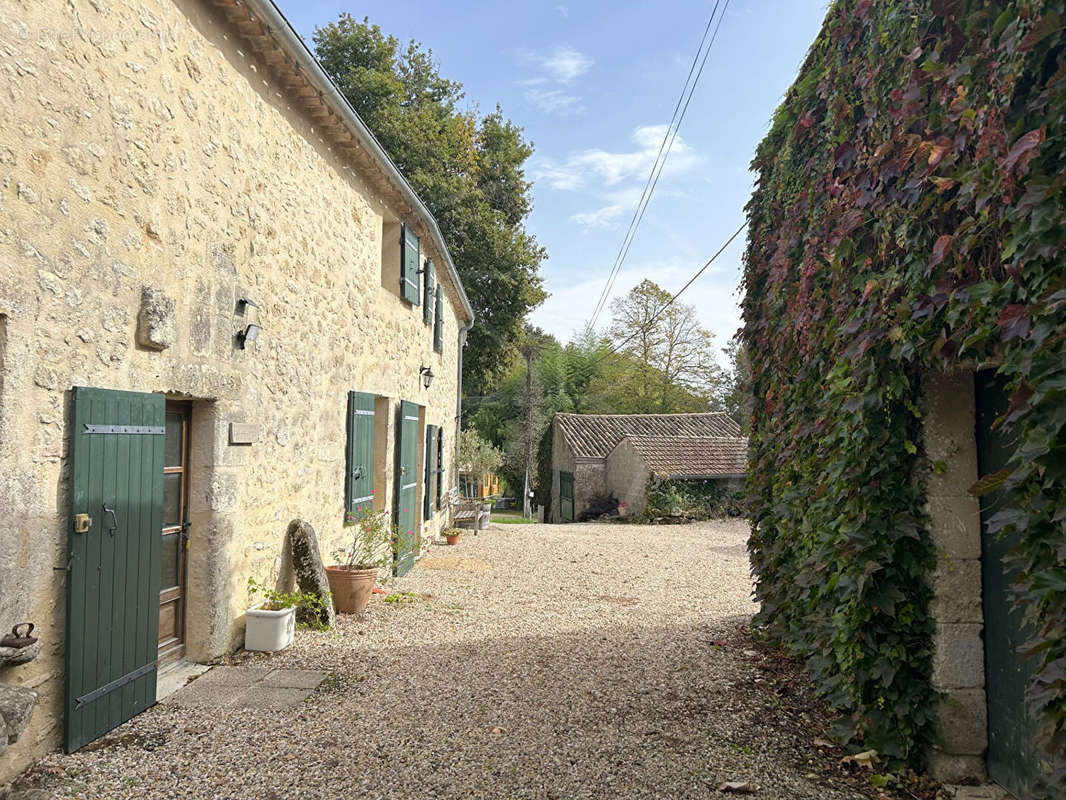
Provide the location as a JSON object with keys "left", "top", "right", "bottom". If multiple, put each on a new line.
{"left": 587, "top": 0, "right": 733, "bottom": 330}
{"left": 588, "top": 221, "right": 747, "bottom": 369}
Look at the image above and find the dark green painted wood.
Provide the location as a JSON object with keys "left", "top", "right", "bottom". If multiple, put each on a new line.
{"left": 976, "top": 371, "right": 1042, "bottom": 797}
{"left": 395, "top": 400, "right": 419, "bottom": 576}
{"left": 423, "top": 424, "right": 436, "bottom": 521}
{"left": 433, "top": 285, "right": 444, "bottom": 352}
{"left": 401, "top": 224, "right": 421, "bottom": 305}
{"left": 66, "top": 387, "right": 163, "bottom": 753}
{"left": 345, "top": 392, "right": 376, "bottom": 520}
{"left": 423, "top": 259, "right": 435, "bottom": 325}
{"left": 435, "top": 427, "right": 444, "bottom": 511}
{"left": 560, "top": 471, "right": 575, "bottom": 522}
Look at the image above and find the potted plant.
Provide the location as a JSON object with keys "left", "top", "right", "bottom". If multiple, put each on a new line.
{"left": 327, "top": 510, "right": 395, "bottom": 615}
{"left": 244, "top": 577, "right": 327, "bottom": 652}
{"left": 444, "top": 528, "right": 461, "bottom": 546}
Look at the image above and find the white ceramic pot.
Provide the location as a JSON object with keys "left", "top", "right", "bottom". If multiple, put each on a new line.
{"left": 244, "top": 604, "right": 295, "bottom": 652}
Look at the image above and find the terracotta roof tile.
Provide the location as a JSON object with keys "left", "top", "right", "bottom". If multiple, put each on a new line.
{"left": 555, "top": 412, "right": 741, "bottom": 459}
{"left": 620, "top": 435, "right": 748, "bottom": 477}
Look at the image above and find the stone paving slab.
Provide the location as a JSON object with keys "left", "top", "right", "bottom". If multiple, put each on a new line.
{"left": 238, "top": 687, "right": 315, "bottom": 709}
{"left": 165, "top": 667, "right": 326, "bottom": 709}
{"left": 191, "top": 666, "right": 274, "bottom": 687}
{"left": 260, "top": 669, "right": 328, "bottom": 689}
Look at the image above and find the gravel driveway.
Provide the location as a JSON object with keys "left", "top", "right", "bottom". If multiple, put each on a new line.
{"left": 18, "top": 520, "right": 897, "bottom": 799}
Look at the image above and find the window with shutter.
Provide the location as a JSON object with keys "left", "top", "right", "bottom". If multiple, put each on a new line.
{"left": 433, "top": 285, "right": 444, "bottom": 352}
{"left": 422, "top": 260, "right": 435, "bottom": 325}
{"left": 345, "top": 391, "right": 376, "bottom": 521}
{"left": 400, "top": 224, "right": 421, "bottom": 305}
{"left": 435, "top": 427, "right": 444, "bottom": 510}
{"left": 423, "top": 424, "right": 436, "bottom": 520}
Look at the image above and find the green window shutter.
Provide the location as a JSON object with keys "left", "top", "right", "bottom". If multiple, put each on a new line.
{"left": 400, "top": 224, "right": 421, "bottom": 305}
{"left": 422, "top": 260, "right": 435, "bottom": 325}
{"left": 423, "top": 424, "right": 436, "bottom": 520}
{"left": 435, "top": 427, "right": 444, "bottom": 510}
{"left": 433, "top": 285, "right": 444, "bottom": 352}
{"left": 345, "top": 391, "right": 375, "bottom": 520}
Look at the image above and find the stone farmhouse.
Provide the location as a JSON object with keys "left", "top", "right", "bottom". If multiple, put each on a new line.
{"left": 0, "top": 0, "right": 473, "bottom": 776}
{"left": 549, "top": 413, "right": 743, "bottom": 522}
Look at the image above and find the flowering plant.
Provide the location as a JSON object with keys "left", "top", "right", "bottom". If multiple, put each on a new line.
{"left": 333, "top": 510, "right": 396, "bottom": 570}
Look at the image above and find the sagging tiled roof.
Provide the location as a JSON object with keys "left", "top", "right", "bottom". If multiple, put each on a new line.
{"left": 555, "top": 412, "right": 741, "bottom": 459}
{"left": 620, "top": 435, "right": 748, "bottom": 478}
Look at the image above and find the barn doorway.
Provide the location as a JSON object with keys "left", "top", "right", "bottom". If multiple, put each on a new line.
{"left": 975, "top": 370, "right": 1040, "bottom": 796}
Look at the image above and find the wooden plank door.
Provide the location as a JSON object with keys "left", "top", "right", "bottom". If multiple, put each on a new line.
{"left": 976, "top": 370, "right": 1041, "bottom": 796}
{"left": 560, "top": 471, "right": 575, "bottom": 522}
{"left": 65, "top": 387, "right": 164, "bottom": 752}
{"left": 395, "top": 400, "right": 420, "bottom": 576}
{"left": 159, "top": 401, "right": 190, "bottom": 666}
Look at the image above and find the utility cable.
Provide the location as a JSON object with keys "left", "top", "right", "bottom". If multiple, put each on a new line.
{"left": 587, "top": 0, "right": 732, "bottom": 329}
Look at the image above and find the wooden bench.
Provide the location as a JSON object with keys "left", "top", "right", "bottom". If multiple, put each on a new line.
{"left": 448, "top": 488, "right": 490, "bottom": 531}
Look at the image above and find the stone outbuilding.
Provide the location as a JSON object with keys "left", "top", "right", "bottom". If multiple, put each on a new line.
{"left": 549, "top": 413, "right": 742, "bottom": 522}
{"left": 0, "top": 0, "right": 473, "bottom": 777}
{"left": 606, "top": 435, "right": 747, "bottom": 519}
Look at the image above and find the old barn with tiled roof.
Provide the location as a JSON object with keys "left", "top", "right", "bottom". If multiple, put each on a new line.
{"left": 549, "top": 413, "right": 746, "bottom": 522}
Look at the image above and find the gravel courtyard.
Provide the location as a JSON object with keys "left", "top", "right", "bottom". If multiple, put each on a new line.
{"left": 18, "top": 520, "right": 903, "bottom": 799}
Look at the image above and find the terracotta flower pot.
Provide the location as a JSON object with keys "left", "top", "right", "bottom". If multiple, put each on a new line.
{"left": 445, "top": 533, "right": 460, "bottom": 546}
{"left": 325, "top": 566, "right": 377, "bottom": 615}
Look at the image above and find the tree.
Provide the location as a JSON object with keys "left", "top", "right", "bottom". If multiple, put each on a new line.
{"left": 717, "top": 339, "right": 751, "bottom": 431}
{"left": 313, "top": 17, "right": 546, "bottom": 393}
{"left": 606, "top": 280, "right": 721, "bottom": 412}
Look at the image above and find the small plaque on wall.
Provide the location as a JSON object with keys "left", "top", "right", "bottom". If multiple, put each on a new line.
{"left": 229, "top": 422, "right": 259, "bottom": 445}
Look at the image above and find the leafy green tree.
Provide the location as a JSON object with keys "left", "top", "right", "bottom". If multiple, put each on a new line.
{"left": 313, "top": 16, "right": 546, "bottom": 393}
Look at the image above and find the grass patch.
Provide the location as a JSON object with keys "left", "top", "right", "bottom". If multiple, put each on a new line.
{"left": 492, "top": 512, "right": 536, "bottom": 525}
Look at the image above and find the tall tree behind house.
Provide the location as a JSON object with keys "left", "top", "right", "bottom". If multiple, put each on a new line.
{"left": 313, "top": 16, "right": 546, "bottom": 396}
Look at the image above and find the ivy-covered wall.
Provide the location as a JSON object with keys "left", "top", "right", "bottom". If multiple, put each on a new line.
{"left": 742, "top": 0, "right": 1065, "bottom": 776}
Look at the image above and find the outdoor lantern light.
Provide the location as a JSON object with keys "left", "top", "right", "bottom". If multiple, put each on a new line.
{"left": 236, "top": 323, "right": 260, "bottom": 349}
{"left": 420, "top": 365, "right": 435, "bottom": 389}
{"left": 235, "top": 297, "right": 261, "bottom": 349}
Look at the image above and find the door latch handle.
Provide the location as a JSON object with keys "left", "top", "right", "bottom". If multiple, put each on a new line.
{"left": 102, "top": 504, "right": 118, "bottom": 536}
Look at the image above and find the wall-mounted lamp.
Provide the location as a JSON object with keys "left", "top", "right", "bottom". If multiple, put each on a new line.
{"left": 419, "top": 365, "right": 435, "bottom": 389}
{"left": 236, "top": 297, "right": 261, "bottom": 349}
{"left": 236, "top": 323, "right": 260, "bottom": 349}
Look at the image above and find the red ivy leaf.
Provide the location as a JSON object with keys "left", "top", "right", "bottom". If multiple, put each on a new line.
{"left": 928, "top": 234, "right": 954, "bottom": 271}
{"left": 997, "top": 304, "right": 1031, "bottom": 341}
{"left": 1002, "top": 128, "right": 1045, "bottom": 173}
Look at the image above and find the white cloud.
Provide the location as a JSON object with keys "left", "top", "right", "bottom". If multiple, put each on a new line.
{"left": 517, "top": 45, "right": 592, "bottom": 115}
{"left": 526, "top": 88, "right": 584, "bottom": 115}
{"left": 540, "top": 46, "right": 592, "bottom": 83}
{"left": 572, "top": 204, "right": 626, "bottom": 228}
{"left": 556, "top": 5, "right": 569, "bottom": 18}
{"left": 570, "top": 187, "right": 642, "bottom": 229}
{"left": 532, "top": 124, "right": 703, "bottom": 192}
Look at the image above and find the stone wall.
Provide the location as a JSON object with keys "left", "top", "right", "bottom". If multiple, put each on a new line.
{"left": 605, "top": 440, "right": 650, "bottom": 519}
{"left": 922, "top": 371, "right": 987, "bottom": 782}
{"left": 0, "top": 0, "right": 468, "bottom": 780}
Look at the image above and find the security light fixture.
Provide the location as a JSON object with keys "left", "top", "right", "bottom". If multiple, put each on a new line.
{"left": 419, "top": 365, "right": 435, "bottom": 389}
{"left": 237, "top": 323, "right": 260, "bottom": 349}
{"left": 236, "top": 297, "right": 261, "bottom": 349}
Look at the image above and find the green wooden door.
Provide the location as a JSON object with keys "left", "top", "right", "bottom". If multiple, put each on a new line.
{"left": 66, "top": 387, "right": 164, "bottom": 752}
{"left": 345, "top": 391, "right": 375, "bottom": 522}
{"left": 976, "top": 371, "right": 1043, "bottom": 796}
{"left": 395, "top": 400, "right": 420, "bottom": 576}
{"left": 560, "top": 471, "right": 575, "bottom": 522}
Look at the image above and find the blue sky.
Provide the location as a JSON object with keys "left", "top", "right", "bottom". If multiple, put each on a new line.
{"left": 277, "top": 0, "right": 829, "bottom": 357}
